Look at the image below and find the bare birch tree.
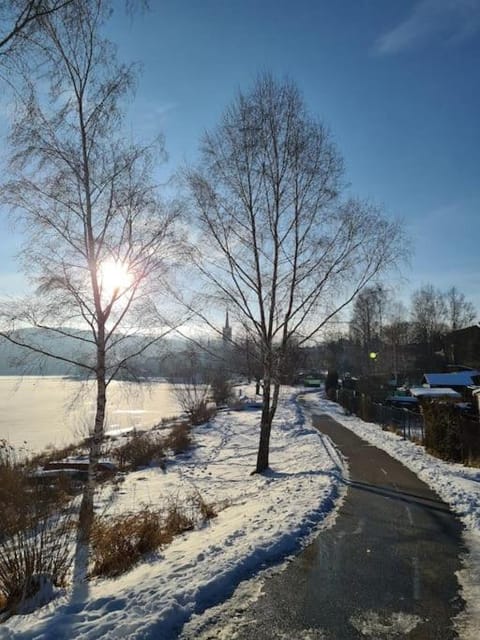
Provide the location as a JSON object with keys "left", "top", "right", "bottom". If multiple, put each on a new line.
{"left": 186, "top": 74, "right": 405, "bottom": 473}
{"left": 410, "top": 284, "right": 448, "bottom": 359}
{"left": 0, "top": 0, "right": 183, "bottom": 533}
{"left": 445, "top": 286, "right": 476, "bottom": 331}
{"left": 349, "top": 284, "right": 388, "bottom": 372}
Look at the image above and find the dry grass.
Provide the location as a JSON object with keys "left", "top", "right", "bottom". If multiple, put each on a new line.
{"left": 0, "top": 469, "right": 26, "bottom": 538}
{"left": 113, "top": 432, "right": 166, "bottom": 471}
{"left": 111, "top": 420, "right": 194, "bottom": 470}
{"left": 89, "top": 486, "right": 221, "bottom": 579}
{"left": 0, "top": 443, "right": 72, "bottom": 536}
{"left": 90, "top": 509, "right": 167, "bottom": 578}
{"left": 189, "top": 490, "right": 217, "bottom": 521}
{"left": 0, "top": 441, "right": 77, "bottom": 615}
{"left": 189, "top": 402, "right": 215, "bottom": 426}
{"left": 163, "top": 499, "right": 195, "bottom": 537}
{"left": 165, "top": 422, "right": 193, "bottom": 455}
{"left": 0, "top": 504, "right": 76, "bottom": 615}
{"left": 90, "top": 501, "right": 195, "bottom": 578}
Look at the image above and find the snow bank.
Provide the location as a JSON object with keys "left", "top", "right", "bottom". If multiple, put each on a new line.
{"left": 1, "top": 387, "right": 343, "bottom": 640}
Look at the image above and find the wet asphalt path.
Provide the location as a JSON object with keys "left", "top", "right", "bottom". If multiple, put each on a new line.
{"left": 219, "top": 412, "right": 467, "bottom": 639}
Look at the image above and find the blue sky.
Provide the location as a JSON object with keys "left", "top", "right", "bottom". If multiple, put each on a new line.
{"left": 1, "top": 0, "right": 479, "bottom": 314}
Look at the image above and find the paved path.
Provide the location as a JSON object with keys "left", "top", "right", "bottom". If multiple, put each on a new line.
{"left": 198, "top": 411, "right": 467, "bottom": 639}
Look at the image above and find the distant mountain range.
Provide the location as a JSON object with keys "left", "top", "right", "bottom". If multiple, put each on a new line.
{"left": 0, "top": 328, "right": 188, "bottom": 377}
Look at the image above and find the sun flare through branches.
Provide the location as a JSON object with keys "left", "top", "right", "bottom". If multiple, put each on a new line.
{"left": 98, "top": 259, "right": 134, "bottom": 302}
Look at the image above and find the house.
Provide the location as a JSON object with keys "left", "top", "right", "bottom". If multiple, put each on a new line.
{"left": 445, "top": 324, "right": 480, "bottom": 368}
{"left": 421, "top": 370, "right": 480, "bottom": 398}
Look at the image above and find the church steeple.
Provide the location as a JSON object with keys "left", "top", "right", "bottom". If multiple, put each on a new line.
{"left": 222, "top": 310, "right": 232, "bottom": 343}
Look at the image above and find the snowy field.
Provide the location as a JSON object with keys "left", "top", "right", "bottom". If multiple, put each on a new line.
{"left": 2, "top": 388, "right": 479, "bottom": 640}
{"left": 1, "top": 387, "right": 345, "bottom": 640}
{"left": 302, "top": 393, "right": 480, "bottom": 640}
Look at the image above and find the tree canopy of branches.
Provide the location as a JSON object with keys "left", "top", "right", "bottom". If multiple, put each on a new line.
{"left": 0, "top": 0, "right": 182, "bottom": 533}
{"left": 349, "top": 285, "right": 387, "bottom": 350}
{"left": 445, "top": 286, "right": 476, "bottom": 332}
{"left": 186, "top": 74, "right": 405, "bottom": 473}
{"left": 410, "top": 284, "right": 477, "bottom": 369}
{"left": 0, "top": 0, "right": 74, "bottom": 56}
{"left": 343, "top": 283, "right": 477, "bottom": 376}
{"left": 411, "top": 284, "right": 448, "bottom": 347}
{"left": 411, "top": 285, "right": 476, "bottom": 342}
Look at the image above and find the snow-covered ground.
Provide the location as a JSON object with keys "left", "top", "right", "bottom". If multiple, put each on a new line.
{"left": 1, "top": 387, "right": 345, "bottom": 640}
{"left": 3, "top": 388, "right": 479, "bottom": 639}
{"left": 302, "top": 393, "right": 480, "bottom": 640}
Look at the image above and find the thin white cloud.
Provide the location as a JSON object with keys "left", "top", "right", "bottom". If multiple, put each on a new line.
{"left": 375, "top": 0, "right": 480, "bottom": 55}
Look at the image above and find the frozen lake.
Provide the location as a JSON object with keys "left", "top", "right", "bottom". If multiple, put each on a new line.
{"left": 0, "top": 376, "right": 181, "bottom": 454}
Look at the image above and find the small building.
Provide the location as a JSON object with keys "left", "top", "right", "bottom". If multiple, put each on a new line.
{"left": 421, "top": 371, "right": 480, "bottom": 398}
{"left": 445, "top": 325, "right": 480, "bottom": 368}
{"left": 410, "top": 387, "right": 462, "bottom": 402}
{"left": 385, "top": 389, "right": 419, "bottom": 410}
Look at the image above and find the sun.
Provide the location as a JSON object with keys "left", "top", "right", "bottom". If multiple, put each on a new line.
{"left": 98, "top": 259, "right": 133, "bottom": 300}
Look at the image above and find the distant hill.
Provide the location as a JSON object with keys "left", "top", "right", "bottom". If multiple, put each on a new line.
{"left": 0, "top": 329, "right": 188, "bottom": 377}
{"left": 0, "top": 328, "right": 91, "bottom": 375}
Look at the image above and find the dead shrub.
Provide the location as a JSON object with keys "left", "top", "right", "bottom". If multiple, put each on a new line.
{"left": 165, "top": 422, "right": 192, "bottom": 455}
{"left": 113, "top": 432, "right": 166, "bottom": 470}
{"left": 0, "top": 442, "right": 78, "bottom": 615}
{"left": 91, "top": 495, "right": 200, "bottom": 579}
{"left": 0, "top": 460, "right": 27, "bottom": 538}
{"left": 0, "top": 485, "right": 76, "bottom": 614}
{"left": 163, "top": 499, "right": 195, "bottom": 537}
{"left": 423, "top": 403, "right": 462, "bottom": 462}
{"left": 190, "top": 402, "right": 216, "bottom": 426}
{"left": 90, "top": 509, "right": 166, "bottom": 578}
{"left": 171, "top": 378, "right": 216, "bottom": 426}
{"left": 209, "top": 372, "right": 233, "bottom": 406}
{"left": 90, "top": 489, "right": 224, "bottom": 579}
{"left": 189, "top": 490, "right": 217, "bottom": 521}
{"left": 0, "top": 509, "right": 75, "bottom": 615}
{"left": 0, "top": 444, "right": 72, "bottom": 536}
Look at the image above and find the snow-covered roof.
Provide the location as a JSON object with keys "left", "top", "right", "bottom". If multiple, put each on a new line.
{"left": 422, "top": 371, "right": 480, "bottom": 387}
{"left": 409, "top": 387, "right": 462, "bottom": 399}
